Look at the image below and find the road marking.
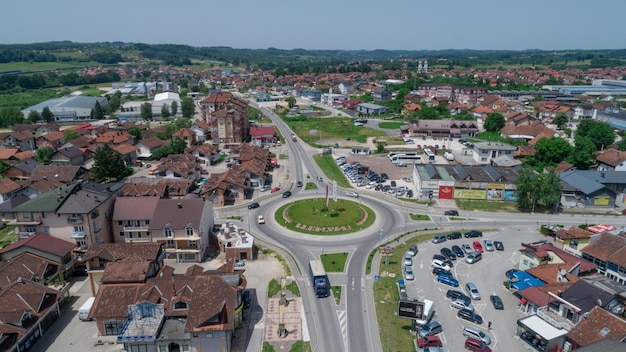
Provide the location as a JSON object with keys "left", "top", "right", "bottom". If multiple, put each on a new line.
{"left": 361, "top": 278, "right": 365, "bottom": 290}
{"left": 336, "top": 309, "right": 348, "bottom": 351}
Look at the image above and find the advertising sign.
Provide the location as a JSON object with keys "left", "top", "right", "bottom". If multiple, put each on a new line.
{"left": 397, "top": 300, "right": 425, "bottom": 320}
{"left": 454, "top": 189, "right": 487, "bottom": 200}
{"left": 594, "top": 196, "right": 610, "bottom": 206}
{"left": 439, "top": 185, "right": 454, "bottom": 199}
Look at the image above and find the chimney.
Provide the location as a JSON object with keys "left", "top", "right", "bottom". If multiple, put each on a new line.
{"left": 177, "top": 202, "right": 182, "bottom": 209}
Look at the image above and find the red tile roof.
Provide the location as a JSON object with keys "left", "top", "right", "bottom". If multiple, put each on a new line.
{"left": 0, "top": 233, "right": 76, "bottom": 257}
{"left": 567, "top": 306, "right": 626, "bottom": 347}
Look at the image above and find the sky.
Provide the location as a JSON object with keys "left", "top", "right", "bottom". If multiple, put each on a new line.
{"left": 1, "top": 0, "right": 625, "bottom": 51}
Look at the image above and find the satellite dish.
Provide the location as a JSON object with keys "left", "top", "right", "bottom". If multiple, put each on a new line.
{"left": 597, "top": 299, "right": 603, "bottom": 307}
{"left": 559, "top": 268, "right": 567, "bottom": 276}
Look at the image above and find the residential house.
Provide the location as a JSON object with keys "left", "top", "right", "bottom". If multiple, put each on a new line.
{"left": 581, "top": 233, "right": 626, "bottom": 284}
{"left": 559, "top": 170, "right": 624, "bottom": 209}
{"left": 111, "top": 197, "right": 160, "bottom": 244}
{"left": 111, "top": 143, "right": 138, "bottom": 166}
{"left": 145, "top": 197, "right": 213, "bottom": 263}
{"left": 35, "top": 131, "right": 64, "bottom": 150}
{"left": 566, "top": 306, "right": 626, "bottom": 349}
{"left": 135, "top": 137, "right": 170, "bottom": 159}
{"left": 215, "top": 222, "right": 255, "bottom": 262}
{"left": 372, "top": 89, "right": 392, "bottom": 102}
{"left": 231, "top": 145, "right": 271, "bottom": 189}
{"left": 0, "top": 149, "right": 20, "bottom": 164}
{"left": 186, "top": 144, "right": 220, "bottom": 165}
{"left": 402, "top": 103, "right": 422, "bottom": 117}
{"left": 0, "top": 279, "right": 63, "bottom": 352}
{"left": 505, "top": 111, "right": 534, "bottom": 126}
{"left": 150, "top": 155, "right": 201, "bottom": 180}
{"left": 518, "top": 241, "right": 597, "bottom": 274}
{"left": 13, "top": 123, "right": 61, "bottom": 137}
{"left": 472, "top": 141, "right": 517, "bottom": 165}
{"left": 500, "top": 122, "right": 556, "bottom": 143}
{"left": 190, "top": 120, "right": 210, "bottom": 143}
{"left": 570, "top": 338, "right": 626, "bottom": 352}
{"left": 338, "top": 82, "right": 353, "bottom": 94}
{"left": 0, "top": 233, "right": 77, "bottom": 281}
{"left": 249, "top": 126, "right": 277, "bottom": 147}
{"left": 554, "top": 226, "right": 597, "bottom": 257}
{"left": 0, "top": 131, "right": 36, "bottom": 151}
{"left": 172, "top": 128, "right": 197, "bottom": 147}
{"left": 94, "top": 131, "right": 134, "bottom": 148}
{"left": 0, "top": 178, "right": 21, "bottom": 203}
{"left": 405, "top": 119, "right": 479, "bottom": 138}
{"left": 200, "top": 169, "right": 248, "bottom": 206}
{"left": 118, "top": 180, "right": 167, "bottom": 198}
{"left": 596, "top": 148, "right": 626, "bottom": 171}
{"left": 50, "top": 146, "right": 85, "bottom": 166}
{"left": 9, "top": 181, "right": 121, "bottom": 250}
{"left": 0, "top": 195, "right": 29, "bottom": 222}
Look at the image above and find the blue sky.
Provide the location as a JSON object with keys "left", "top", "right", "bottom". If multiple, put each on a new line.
{"left": 1, "top": 0, "right": 624, "bottom": 51}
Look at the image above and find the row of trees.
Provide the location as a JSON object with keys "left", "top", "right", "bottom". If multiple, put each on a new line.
{"left": 0, "top": 71, "right": 121, "bottom": 92}
{"left": 139, "top": 98, "right": 193, "bottom": 120}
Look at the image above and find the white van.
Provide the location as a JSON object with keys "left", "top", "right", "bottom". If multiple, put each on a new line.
{"left": 78, "top": 297, "right": 96, "bottom": 321}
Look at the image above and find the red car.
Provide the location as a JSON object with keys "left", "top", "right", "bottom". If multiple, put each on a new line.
{"left": 472, "top": 241, "right": 483, "bottom": 252}
{"left": 270, "top": 187, "right": 281, "bottom": 193}
{"left": 465, "top": 337, "right": 491, "bottom": 352}
{"left": 416, "top": 335, "right": 442, "bottom": 348}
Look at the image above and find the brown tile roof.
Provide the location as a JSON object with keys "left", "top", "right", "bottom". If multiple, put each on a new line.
{"left": 138, "top": 137, "right": 169, "bottom": 149}
{"left": 31, "top": 165, "right": 81, "bottom": 182}
{"left": 556, "top": 226, "right": 595, "bottom": 240}
{"left": 90, "top": 284, "right": 141, "bottom": 319}
{"left": 0, "top": 149, "right": 19, "bottom": 160}
{"left": 15, "top": 178, "right": 64, "bottom": 193}
{"left": 582, "top": 234, "right": 626, "bottom": 262}
{"left": 608, "top": 247, "right": 626, "bottom": 268}
{"left": 100, "top": 261, "right": 151, "bottom": 284}
{"left": 200, "top": 91, "right": 233, "bottom": 104}
{"left": 517, "top": 286, "right": 550, "bottom": 307}
{"left": 112, "top": 143, "right": 137, "bottom": 155}
{"left": 173, "top": 128, "right": 195, "bottom": 138}
{"left": 112, "top": 197, "right": 160, "bottom": 221}
{"left": 0, "top": 233, "right": 76, "bottom": 257}
{"left": 94, "top": 131, "right": 132, "bottom": 145}
{"left": 14, "top": 150, "right": 36, "bottom": 161}
{"left": 526, "top": 264, "right": 580, "bottom": 285}
{"left": 596, "top": 148, "right": 626, "bottom": 168}
{"left": 0, "top": 178, "right": 21, "bottom": 194}
{"left": 81, "top": 243, "right": 163, "bottom": 263}
{"left": 40, "top": 131, "right": 64, "bottom": 142}
{"left": 13, "top": 131, "right": 35, "bottom": 141}
{"left": 567, "top": 306, "right": 626, "bottom": 346}
{"left": 0, "top": 252, "right": 60, "bottom": 284}
{"left": 149, "top": 198, "right": 206, "bottom": 230}
{"left": 192, "top": 121, "right": 210, "bottom": 130}
{"left": 119, "top": 181, "right": 167, "bottom": 197}
{"left": 554, "top": 161, "right": 574, "bottom": 173}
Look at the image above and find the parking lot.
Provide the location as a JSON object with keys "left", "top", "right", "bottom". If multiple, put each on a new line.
{"left": 403, "top": 225, "right": 547, "bottom": 351}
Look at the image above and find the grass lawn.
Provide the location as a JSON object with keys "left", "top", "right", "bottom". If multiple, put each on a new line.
{"left": 263, "top": 341, "right": 312, "bottom": 352}
{"left": 283, "top": 116, "right": 383, "bottom": 144}
{"left": 0, "top": 60, "right": 103, "bottom": 72}
{"left": 267, "top": 278, "right": 301, "bottom": 298}
{"left": 332, "top": 286, "right": 342, "bottom": 305}
{"left": 475, "top": 131, "right": 506, "bottom": 142}
{"left": 274, "top": 198, "right": 375, "bottom": 235}
{"left": 378, "top": 121, "right": 406, "bottom": 130}
{"left": 456, "top": 200, "right": 520, "bottom": 212}
{"left": 0, "top": 225, "right": 18, "bottom": 248}
{"left": 304, "top": 182, "right": 317, "bottom": 190}
{"left": 248, "top": 106, "right": 273, "bottom": 123}
{"left": 321, "top": 252, "right": 348, "bottom": 272}
{"left": 313, "top": 154, "right": 351, "bottom": 188}
{"left": 409, "top": 213, "right": 430, "bottom": 221}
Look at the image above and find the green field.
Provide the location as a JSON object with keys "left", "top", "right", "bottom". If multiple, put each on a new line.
{"left": 0, "top": 61, "right": 104, "bottom": 73}
{"left": 283, "top": 116, "right": 383, "bottom": 144}
{"left": 320, "top": 252, "right": 348, "bottom": 272}
{"left": 313, "top": 154, "right": 351, "bottom": 188}
{"left": 378, "top": 121, "right": 406, "bottom": 129}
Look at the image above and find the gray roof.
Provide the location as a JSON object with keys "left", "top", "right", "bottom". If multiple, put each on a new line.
{"left": 149, "top": 198, "right": 206, "bottom": 230}
{"left": 26, "top": 95, "right": 108, "bottom": 111}
{"left": 415, "top": 163, "right": 520, "bottom": 182}
{"left": 55, "top": 146, "right": 84, "bottom": 159}
{"left": 559, "top": 170, "right": 622, "bottom": 195}
{"left": 562, "top": 280, "right": 614, "bottom": 313}
{"left": 473, "top": 141, "right": 517, "bottom": 151}
{"left": 357, "top": 102, "right": 387, "bottom": 110}
{"left": 0, "top": 194, "right": 30, "bottom": 212}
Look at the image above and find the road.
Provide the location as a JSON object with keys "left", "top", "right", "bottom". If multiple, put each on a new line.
{"left": 229, "top": 103, "right": 626, "bottom": 351}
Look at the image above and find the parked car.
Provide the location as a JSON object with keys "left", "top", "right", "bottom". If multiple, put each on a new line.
{"left": 441, "top": 247, "right": 456, "bottom": 261}
{"left": 418, "top": 321, "right": 443, "bottom": 338}
{"left": 345, "top": 191, "right": 359, "bottom": 198}
{"left": 483, "top": 239, "right": 495, "bottom": 252}
{"left": 446, "top": 290, "right": 471, "bottom": 305}
{"left": 505, "top": 268, "right": 517, "bottom": 279}
{"left": 316, "top": 176, "right": 323, "bottom": 182}
{"left": 465, "top": 251, "right": 483, "bottom": 264}
{"left": 472, "top": 241, "right": 483, "bottom": 252}
{"left": 390, "top": 180, "right": 397, "bottom": 187}
{"left": 446, "top": 232, "right": 462, "bottom": 240}
{"left": 296, "top": 181, "right": 303, "bottom": 187}
{"left": 432, "top": 235, "right": 447, "bottom": 244}
{"left": 464, "top": 337, "right": 491, "bottom": 352}
{"left": 462, "top": 243, "right": 473, "bottom": 253}
{"left": 451, "top": 299, "right": 474, "bottom": 311}
{"left": 463, "top": 326, "right": 492, "bottom": 345}
{"left": 431, "top": 259, "right": 452, "bottom": 272}
{"left": 416, "top": 335, "right": 442, "bottom": 348}
{"left": 451, "top": 245, "right": 464, "bottom": 258}
{"left": 248, "top": 202, "right": 260, "bottom": 209}
{"left": 282, "top": 190, "right": 292, "bottom": 198}
{"left": 444, "top": 210, "right": 459, "bottom": 216}
{"left": 490, "top": 295, "right": 504, "bottom": 310}
{"left": 465, "top": 282, "right": 481, "bottom": 300}
{"left": 494, "top": 241, "right": 504, "bottom": 251}
{"left": 464, "top": 230, "right": 483, "bottom": 238}
{"left": 458, "top": 308, "right": 483, "bottom": 324}
{"left": 432, "top": 266, "right": 451, "bottom": 276}
{"left": 403, "top": 253, "right": 413, "bottom": 267}
{"left": 406, "top": 190, "right": 414, "bottom": 197}
{"left": 407, "top": 245, "right": 418, "bottom": 256}
{"left": 437, "top": 273, "right": 459, "bottom": 287}
{"left": 270, "top": 187, "right": 281, "bottom": 193}
{"left": 234, "top": 259, "right": 245, "bottom": 267}
{"left": 260, "top": 184, "right": 271, "bottom": 192}
{"left": 432, "top": 254, "right": 446, "bottom": 262}
{"left": 404, "top": 266, "right": 414, "bottom": 281}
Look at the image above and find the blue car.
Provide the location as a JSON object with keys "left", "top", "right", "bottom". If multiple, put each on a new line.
{"left": 437, "top": 273, "right": 459, "bottom": 287}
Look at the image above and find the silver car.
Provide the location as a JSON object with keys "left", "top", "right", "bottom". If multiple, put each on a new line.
{"left": 404, "top": 253, "right": 413, "bottom": 267}
{"left": 484, "top": 239, "right": 495, "bottom": 252}
{"left": 404, "top": 266, "right": 414, "bottom": 280}
{"left": 451, "top": 299, "right": 474, "bottom": 312}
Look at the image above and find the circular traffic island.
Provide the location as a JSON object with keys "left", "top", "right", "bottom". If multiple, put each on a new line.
{"left": 275, "top": 198, "right": 375, "bottom": 235}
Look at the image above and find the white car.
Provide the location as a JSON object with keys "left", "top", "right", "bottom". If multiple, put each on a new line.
{"left": 451, "top": 299, "right": 474, "bottom": 311}
{"left": 257, "top": 215, "right": 265, "bottom": 224}
{"left": 431, "top": 259, "right": 451, "bottom": 272}
{"left": 260, "top": 185, "right": 271, "bottom": 192}
{"left": 365, "top": 182, "right": 377, "bottom": 189}
{"left": 404, "top": 266, "right": 414, "bottom": 281}
{"left": 345, "top": 192, "right": 359, "bottom": 198}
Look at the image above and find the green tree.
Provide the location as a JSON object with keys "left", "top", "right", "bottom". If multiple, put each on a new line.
{"left": 161, "top": 103, "right": 171, "bottom": 119}
{"left": 536, "top": 170, "right": 563, "bottom": 213}
{"left": 286, "top": 96, "right": 296, "bottom": 109}
{"left": 376, "top": 143, "right": 384, "bottom": 153}
{"left": 170, "top": 100, "right": 178, "bottom": 116}
{"left": 514, "top": 167, "right": 562, "bottom": 212}
{"left": 568, "top": 136, "right": 596, "bottom": 169}
{"left": 0, "top": 107, "right": 25, "bottom": 128}
{"left": 553, "top": 113, "right": 568, "bottom": 129}
{"left": 181, "top": 97, "right": 195, "bottom": 118}
{"left": 41, "top": 106, "right": 54, "bottom": 123}
{"left": 92, "top": 101, "right": 105, "bottom": 119}
{"left": 533, "top": 137, "right": 573, "bottom": 166}
{"left": 107, "top": 91, "right": 122, "bottom": 113}
{"left": 435, "top": 103, "right": 450, "bottom": 116}
{"left": 484, "top": 113, "right": 506, "bottom": 132}
{"left": 141, "top": 103, "right": 153, "bottom": 120}
{"left": 617, "top": 136, "right": 626, "bottom": 151}
{"left": 35, "top": 147, "right": 55, "bottom": 164}
{"left": 170, "top": 138, "right": 187, "bottom": 154}
{"left": 128, "top": 127, "right": 143, "bottom": 141}
{"left": 28, "top": 110, "right": 41, "bottom": 124}
{"left": 418, "top": 106, "right": 439, "bottom": 120}
{"left": 514, "top": 167, "right": 535, "bottom": 209}
{"left": 0, "top": 160, "right": 9, "bottom": 174}
{"left": 576, "top": 119, "right": 615, "bottom": 150}
{"left": 63, "top": 129, "right": 81, "bottom": 142}
{"left": 92, "top": 144, "right": 132, "bottom": 181}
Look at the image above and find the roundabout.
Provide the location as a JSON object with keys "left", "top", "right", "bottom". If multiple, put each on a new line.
{"left": 273, "top": 197, "right": 376, "bottom": 235}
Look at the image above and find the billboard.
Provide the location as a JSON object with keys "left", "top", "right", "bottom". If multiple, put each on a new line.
{"left": 439, "top": 185, "right": 454, "bottom": 199}
{"left": 454, "top": 189, "right": 487, "bottom": 200}
{"left": 397, "top": 299, "right": 425, "bottom": 320}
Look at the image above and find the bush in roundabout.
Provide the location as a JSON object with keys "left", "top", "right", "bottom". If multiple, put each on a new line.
{"left": 274, "top": 198, "right": 376, "bottom": 235}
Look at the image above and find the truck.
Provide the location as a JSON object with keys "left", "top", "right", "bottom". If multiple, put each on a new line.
{"left": 291, "top": 134, "right": 297, "bottom": 142}
{"left": 309, "top": 260, "right": 330, "bottom": 298}
{"left": 411, "top": 299, "right": 435, "bottom": 330}
{"left": 78, "top": 297, "right": 96, "bottom": 321}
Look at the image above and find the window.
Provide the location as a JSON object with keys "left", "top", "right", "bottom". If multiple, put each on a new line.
{"left": 118, "top": 221, "right": 123, "bottom": 226}
{"left": 22, "top": 212, "right": 32, "bottom": 219}
{"left": 182, "top": 344, "right": 190, "bottom": 352}
{"left": 166, "top": 240, "right": 175, "bottom": 248}
{"left": 188, "top": 240, "right": 196, "bottom": 248}
{"left": 104, "top": 320, "right": 124, "bottom": 335}
{"left": 119, "top": 232, "right": 124, "bottom": 237}
{"left": 174, "top": 301, "right": 188, "bottom": 309}
{"left": 128, "top": 232, "right": 133, "bottom": 238}
{"left": 159, "top": 346, "right": 166, "bottom": 352}
{"left": 74, "top": 225, "right": 84, "bottom": 233}
{"left": 569, "top": 239, "right": 579, "bottom": 250}
{"left": 164, "top": 227, "right": 173, "bottom": 238}
{"left": 186, "top": 226, "right": 194, "bottom": 237}
{"left": 41, "top": 212, "right": 47, "bottom": 218}
{"left": 43, "top": 226, "right": 50, "bottom": 233}
{"left": 145, "top": 220, "right": 150, "bottom": 225}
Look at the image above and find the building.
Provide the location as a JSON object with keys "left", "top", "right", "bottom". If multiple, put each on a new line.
{"left": 559, "top": 170, "right": 625, "bottom": 209}
{"left": 472, "top": 141, "right": 517, "bottom": 165}
{"left": 596, "top": 148, "right": 626, "bottom": 171}
{"left": 553, "top": 226, "right": 597, "bottom": 257}
{"left": 215, "top": 222, "right": 255, "bottom": 262}
{"left": 200, "top": 92, "right": 249, "bottom": 144}
{"left": 356, "top": 103, "right": 389, "bottom": 115}
{"left": 249, "top": 126, "right": 277, "bottom": 147}
{"left": 152, "top": 91, "right": 181, "bottom": 118}
{"left": 21, "top": 95, "right": 108, "bottom": 122}
{"left": 404, "top": 120, "right": 479, "bottom": 138}
{"left": 581, "top": 233, "right": 626, "bottom": 285}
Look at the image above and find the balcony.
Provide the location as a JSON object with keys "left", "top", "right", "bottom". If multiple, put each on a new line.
{"left": 124, "top": 237, "right": 151, "bottom": 243}
{"left": 8, "top": 218, "right": 41, "bottom": 226}
{"left": 536, "top": 307, "right": 572, "bottom": 331}
{"left": 123, "top": 226, "right": 149, "bottom": 232}
{"left": 19, "top": 232, "right": 36, "bottom": 239}
{"left": 67, "top": 216, "right": 84, "bottom": 224}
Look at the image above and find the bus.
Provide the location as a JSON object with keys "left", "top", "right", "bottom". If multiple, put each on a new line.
{"left": 388, "top": 151, "right": 418, "bottom": 160}
{"left": 391, "top": 154, "right": 422, "bottom": 164}
{"left": 424, "top": 149, "right": 436, "bottom": 162}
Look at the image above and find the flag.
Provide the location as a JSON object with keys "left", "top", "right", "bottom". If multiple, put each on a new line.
{"left": 325, "top": 184, "right": 329, "bottom": 208}
{"left": 332, "top": 180, "right": 337, "bottom": 202}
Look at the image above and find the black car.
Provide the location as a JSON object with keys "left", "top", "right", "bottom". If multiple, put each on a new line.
{"left": 494, "top": 241, "right": 504, "bottom": 251}
{"left": 407, "top": 190, "right": 414, "bottom": 197}
{"left": 382, "top": 185, "right": 391, "bottom": 192}
{"left": 432, "top": 254, "right": 446, "bottom": 262}
{"left": 247, "top": 202, "right": 260, "bottom": 209}
{"left": 446, "top": 290, "right": 471, "bottom": 305}
{"left": 375, "top": 184, "right": 382, "bottom": 191}
{"left": 464, "top": 230, "right": 483, "bottom": 238}
{"left": 442, "top": 259, "right": 454, "bottom": 268}
{"left": 432, "top": 266, "right": 451, "bottom": 276}
{"left": 296, "top": 181, "right": 303, "bottom": 187}
{"left": 282, "top": 190, "right": 292, "bottom": 198}
{"left": 381, "top": 173, "right": 389, "bottom": 180}
{"left": 441, "top": 247, "right": 456, "bottom": 261}
{"left": 490, "top": 294, "right": 504, "bottom": 310}
{"left": 505, "top": 268, "right": 517, "bottom": 279}
{"left": 451, "top": 245, "right": 464, "bottom": 258}
{"left": 390, "top": 180, "right": 397, "bottom": 187}
{"left": 446, "top": 232, "right": 462, "bottom": 240}
{"left": 444, "top": 210, "right": 459, "bottom": 216}
{"left": 458, "top": 308, "right": 483, "bottom": 324}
